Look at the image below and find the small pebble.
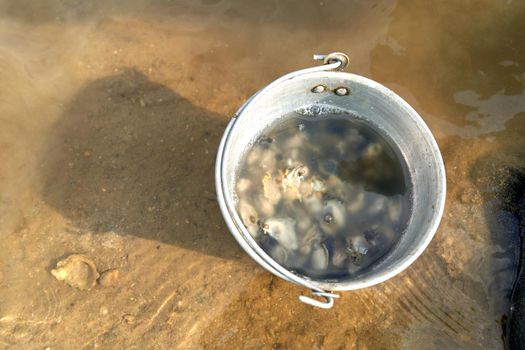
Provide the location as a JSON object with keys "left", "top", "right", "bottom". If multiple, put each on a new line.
{"left": 98, "top": 269, "right": 119, "bottom": 287}
{"left": 122, "top": 314, "right": 136, "bottom": 324}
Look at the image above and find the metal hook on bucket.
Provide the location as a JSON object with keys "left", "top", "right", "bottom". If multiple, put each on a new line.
{"left": 299, "top": 290, "right": 340, "bottom": 309}
{"left": 313, "top": 52, "right": 349, "bottom": 70}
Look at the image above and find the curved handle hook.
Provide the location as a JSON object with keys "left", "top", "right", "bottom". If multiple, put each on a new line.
{"left": 299, "top": 290, "right": 340, "bottom": 309}
{"left": 313, "top": 52, "right": 350, "bottom": 70}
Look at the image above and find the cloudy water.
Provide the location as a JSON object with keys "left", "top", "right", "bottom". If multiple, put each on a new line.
{"left": 235, "top": 113, "right": 412, "bottom": 279}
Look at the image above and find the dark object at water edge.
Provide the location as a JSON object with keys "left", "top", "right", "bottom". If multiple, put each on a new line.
{"left": 506, "top": 171, "right": 525, "bottom": 350}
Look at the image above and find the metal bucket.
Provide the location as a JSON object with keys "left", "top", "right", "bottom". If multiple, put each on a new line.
{"left": 215, "top": 53, "right": 446, "bottom": 309}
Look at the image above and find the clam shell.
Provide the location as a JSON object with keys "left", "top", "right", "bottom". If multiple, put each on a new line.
{"left": 260, "top": 148, "right": 277, "bottom": 170}
{"left": 331, "top": 242, "right": 348, "bottom": 268}
{"left": 387, "top": 194, "right": 403, "bottom": 223}
{"left": 290, "top": 205, "right": 312, "bottom": 233}
{"left": 246, "top": 146, "right": 263, "bottom": 166}
{"left": 367, "top": 195, "right": 386, "bottom": 215}
{"left": 51, "top": 254, "right": 99, "bottom": 290}
{"left": 235, "top": 178, "right": 251, "bottom": 195}
{"left": 350, "top": 236, "right": 370, "bottom": 255}
{"left": 347, "top": 191, "right": 365, "bottom": 214}
{"left": 325, "top": 175, "right": 344, "bottom": 196}
{"left": 304, "top": 195, "right": 324, "bottom": 217}
{"left": 238, "top": 201, "right": 260, "bottom": 238}
{"left": 310, "top": 243, "right": 329, "bottom": 271}
{"left": 262, "top": 171, "right": 282, "bottom": 205}
{"left": 269, "top": 245, "right": 288, "bottom": 265}
{"left": 362, "top": 142, "right": 382, "bottom": 159}
{"left": 318, "top": 159, "right": 339, "bottom": 177}
{"left": 299, "top": 225, "right": 322, "bottom": 255}
{"left": 284, "top": 134, "right": 304, "bottom": 148}
{"left": 263, "top": 217, "right": 298, "bottom": 251}
{"left": 257, "top": 193, "right": 276, "bottom": 217}
{"left": 238, "top": 201, "right": 258, "bottom": 227}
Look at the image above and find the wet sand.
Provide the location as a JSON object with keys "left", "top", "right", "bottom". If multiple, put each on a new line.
{"left": 0, "top": 0, "right": 524, "bottom": 349}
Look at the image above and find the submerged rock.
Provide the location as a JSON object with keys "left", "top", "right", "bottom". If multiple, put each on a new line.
{"left": 98, "top": 268, "right": 119, "bottom": 287}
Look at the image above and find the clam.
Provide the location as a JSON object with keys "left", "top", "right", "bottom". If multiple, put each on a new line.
{"left": 283, "top": 164, "right": 308, "bottom": 187}
{"left": 296, "top": 176, "right": 326, "bottom": 200}
{"left": 336, "top": 130, "right": 364, "bottom": 157}
{"left": 362, "top": 142, "right": 383, "bottom": 159}
{"left": 335, "top": 140, "right": 346, "bottom": 155}
{"left": 238, "top": 201, "right": 260, "bottom": 238}
{"left": 262, "top": 217, "right": 298, "bottom": 250}
{"left": 284, "top": 134, "right": 304, "bottom": 148}
{"left": 345, "top": 235, "right": 370, "bottom": 273}
{"left": 282, "top": 164, "right": 309, "bottom": 200}
{"left": 298, "top": 181, "right": 314, "bottom": 198}
{"left": 367, "top": 195, "right": 387, "bottom": 215}
{"left": 340, "top": 183, "right": 358, "bottom": 202}
{"left": 284, "top": 149, "right": 302, "bottom": 167}
{"left": 299, "top": 225, "right": 322, "bottom": 255}
{"left": 332, "top": 244, "right": 348, "bottom": 268}
{"left": 256, "top": 194, "right": 276, "bottom": 217}
{"left": 238, "top": 201, "right": 258, "bottom": 226}
{"left": 387, "top": 194, "right": 403, "bottom": 223}
{"left": 260, "top": 148, "right": 277, "bottom": 170}
{"left": 347, "top": 261, "right": 362, "bottom": 274}
{"left": 318, "top": 159, "right": 339, "bottom": 177}
{"left": 349, "top": 236, "right": 370, "bottom": 255}
{"left": 347, "top": 190, "right": 365, "bottom": 214}
{"left": 262, "top": 171, "right": 282, "bottom": 205}
{"left": 269, "top": 245, "right": 288, "bottom": 265}
{"left": 303, "top": 195, "right": 324, "bottom": 217}
{"left": 246, "top": 145, "right": 263, "bottom": 166}
{"left": 325, "top": 175, "right": 345, "bottom": 198}
{"left": 286, "top": 250, "right": 309, "bottom": 268}
{"left": 322, "top": 238, "right": 348, "bottom": 268}
{"left": 319, "top": 199, "right": 346, "bottom": 235}
{"left": 235, "top": 178, "right": 251, "bottom": 195}
{"left": 311, "top": 178, "right": 327, "bottom": 194}
{"left": 289, "top": 205, "right": 312, "bottom": 233}
{"left": 310, "top": 243, "right": 329, "bottom": 271}
{"left": 343, "top": 128, "right": 366, "bottom": 153}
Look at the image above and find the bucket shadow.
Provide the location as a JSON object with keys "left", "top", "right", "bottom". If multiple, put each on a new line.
{"left": 41, "top": 69, "right": 241, "bottom": 259}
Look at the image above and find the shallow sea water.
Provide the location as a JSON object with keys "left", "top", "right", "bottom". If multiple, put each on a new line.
{"left": 0, "top": 0, "right": 524, "bottom": 349}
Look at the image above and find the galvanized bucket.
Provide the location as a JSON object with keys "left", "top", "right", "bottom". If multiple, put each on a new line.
{"left": 215, "top": 53, "right": 446, "bottom": 309}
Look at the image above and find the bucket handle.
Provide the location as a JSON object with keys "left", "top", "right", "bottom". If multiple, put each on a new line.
{"left": 221, "top": 52, "right": 349, "bottom": 310}
{"left": 299, "top": 290, "right": 340, "bottom": 309}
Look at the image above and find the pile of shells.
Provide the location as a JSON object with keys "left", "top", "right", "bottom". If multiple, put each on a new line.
{"left": 235, "top": 115, "right": 410, "bottom": 279}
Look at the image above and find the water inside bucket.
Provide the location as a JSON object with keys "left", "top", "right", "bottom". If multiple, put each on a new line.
{"left": 235, "top": 112, "right": 413, "bottom": 280}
